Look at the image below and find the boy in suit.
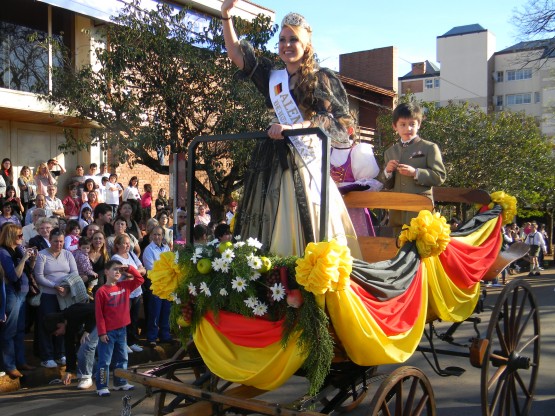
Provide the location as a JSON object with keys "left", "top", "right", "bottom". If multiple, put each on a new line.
{"left": 381, "top": 103, "right": 446, "bottom": 234}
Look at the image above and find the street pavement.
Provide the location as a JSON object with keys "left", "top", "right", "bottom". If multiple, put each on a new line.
{"left": 0, "top": 270, "right": 553, "bottom": 415}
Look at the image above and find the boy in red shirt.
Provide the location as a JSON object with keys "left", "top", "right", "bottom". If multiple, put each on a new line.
{"left": 95, "top": 260, "right": 144, "bottom": 397}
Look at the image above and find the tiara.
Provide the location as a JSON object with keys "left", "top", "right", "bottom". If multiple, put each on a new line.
{"left": 281, "top": 12, "right": 312, "bottom": 32}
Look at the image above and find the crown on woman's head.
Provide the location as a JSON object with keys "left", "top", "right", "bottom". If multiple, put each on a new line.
{"left": 281, "top": 12, "right": 312, "bottom": 32}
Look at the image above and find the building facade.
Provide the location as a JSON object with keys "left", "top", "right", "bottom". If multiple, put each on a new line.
{"left": 398, "top": 24, "right": 555, "bottom": 137}
{"left": 0, "top": 0, "right": 272, "bottom": 201}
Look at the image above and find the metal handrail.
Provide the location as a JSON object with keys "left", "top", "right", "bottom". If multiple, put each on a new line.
{"left": 185, "top": 127, "right": 330, "bottom": 245}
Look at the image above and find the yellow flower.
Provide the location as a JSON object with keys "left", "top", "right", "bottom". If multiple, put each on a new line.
{"left": 295, "top": 240, "right": 352, "bottom": 296}
{"left": 398, "top": 211, "right": 451, "bottom": 258}
{"left": 149, "top": 251, "right": 184, "bottom": 301}
{"left": 489, "top": 191, "right": 517, "bottom": 225}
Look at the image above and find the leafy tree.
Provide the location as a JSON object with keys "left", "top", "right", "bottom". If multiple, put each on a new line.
{"left": 376, "top": 99, "right": 555, "bottom": 223}
{"left": 41, "top": 0, "right": 278, "bottom": 218}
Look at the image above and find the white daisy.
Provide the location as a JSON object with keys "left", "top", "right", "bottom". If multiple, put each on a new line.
{"left": 252, "top": 302, "right": 268, "bottom": 316}
{"left": 270, "top": 283, "right": 286, "bottom": 302}
{"left": 190, "top": 253, "right": 201, "bottom": 264}
{"left": 199, "top": 281, "right": 211, "bottom": 297}
{"left": 195, "top": 246, "right": 204, "bottom": 255}
{"left": 231, "top": 276, "right": 247, "bottom": 292}
{"left": 169, "top": 292, "right": 182, "bottom": 304}
{"left": 250, "top": 272, "right": 261, "bottom": 281}
{"left": 246, "top": 237, "right": 263, "bottom": 249}
{"left": 212, "top": 257, "right": 228, "bottom": 272}
{"left": 207, "top": 238, "right": 220, "bottom": 247}
{"left": 219, "top": 288, "right": 228, "bottom": 296}
{"left": 249, "top": 256, "right": 262, "bottom": 270}
{"left": 235, "top": 235, "right": 242, "bottom": 241}
{"left": 233, "top": 241, "right": 246, "bottom": 249}
{"left": 174, "top": 251, "right": 180, "bottom": 264}
{"left": 244, "top": 296, "right": 257, "bottom": 308}
{"left": 188, "top": 283, "right": 197, "bottom": 296}
{"left": 221, "top": 248, "right": 235, "bottom": 263}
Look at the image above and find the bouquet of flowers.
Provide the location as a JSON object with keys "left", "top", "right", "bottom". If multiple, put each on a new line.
{"left": 149, "top": 236, "right": 341, "bottom": 394}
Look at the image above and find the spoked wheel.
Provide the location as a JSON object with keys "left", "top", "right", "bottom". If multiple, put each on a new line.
{"left": 481, "top": 279, "right": 540, "bottom": 416}
{"left": 368, "top": 366, "right": 436, "bottom": 416}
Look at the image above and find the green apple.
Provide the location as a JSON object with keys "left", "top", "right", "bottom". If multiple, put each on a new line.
{"left": 259, "top": 256, "right": 272, "bottom": 273}
{"left": 176, "top": 316, "right": 190, "bottom": 327}
{"left": 218, "top": 241, "right": 233, "bottom": 253}
{"left": 197, "top": 258, "right": 212, "bottom": 274}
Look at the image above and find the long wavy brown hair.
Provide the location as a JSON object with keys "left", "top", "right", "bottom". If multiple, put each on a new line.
{"left": 284, "top": 24, "right": 318, "bottom": 120}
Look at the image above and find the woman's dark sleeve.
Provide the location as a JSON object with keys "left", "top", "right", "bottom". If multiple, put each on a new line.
{"left": 235, "top": 40, "right": 274, "bottom": 108}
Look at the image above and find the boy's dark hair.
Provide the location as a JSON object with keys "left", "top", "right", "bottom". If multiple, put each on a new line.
{"left": 109, "top": 173, "right": 118, "bottom": 180}
{"left": 144, "top": 183, "right": 152, "bottom": 193}
{"left": 68, "top": 184, "right": 77, "bottom": 191}
{"left": 94, "top": 203, "right": 112, "bottom": 219}
{"left": 193, "top": 224, "right": 209, "bottom": 241}
{"left": 89, "top": 163, "right": 98, "bottom": 169}
{"left": 214, "top": 223, "right": 231, "bottom": 239}
{"left": 79, "top": 236, "right": 91, "bottom": 247}
{"left": 105, "top": 259, "right": 123, "bottom": 270}
{"left": 392, "top": 102, "right": 424, "bottom": 124}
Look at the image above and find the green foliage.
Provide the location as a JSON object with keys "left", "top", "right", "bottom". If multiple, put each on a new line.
{"left": 376, "top": 98, "right": 555, "bottom": 218}
{"left": 40, "top": 0, "right": 278, "bottom": 214}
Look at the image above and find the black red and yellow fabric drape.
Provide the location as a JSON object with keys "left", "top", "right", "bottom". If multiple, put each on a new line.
{"left": 193, "top": 206, "right": 503, "bottom": 390}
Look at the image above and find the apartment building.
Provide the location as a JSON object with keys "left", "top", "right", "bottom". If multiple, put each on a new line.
{"left": 398, "top": 24, "right": 555, "bottom": 136}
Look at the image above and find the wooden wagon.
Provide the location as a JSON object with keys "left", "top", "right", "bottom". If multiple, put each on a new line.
{"left": 116, "top": 129, "right": 540, "bottom": 416}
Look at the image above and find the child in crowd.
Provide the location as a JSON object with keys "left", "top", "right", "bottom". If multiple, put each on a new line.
{"left": 62, "top": 184, "right": 82, "bottom": 221}
{"left": 95, "top": 260, "right": 144, "bottom": 396}
{"left": 105, "top": 174, "right": 122, "bottom": 216}
{"left": 73, "top": 236, "right": 99, "bottom": 296}
{"left": 64, "top": 220, "right": 81, "bottom": 252}
{"left": 79, "top": 206, "right": 93, "bottom": 229}
{"left": 140, "top": 184, "right": 153, "bottom": 226}
{"left": 380, "top": 102, "right": 446, "bottom": 234}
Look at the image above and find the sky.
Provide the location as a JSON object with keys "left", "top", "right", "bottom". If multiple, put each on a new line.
{"left": 254, "top": 0, "right": 531, "bottom": 76}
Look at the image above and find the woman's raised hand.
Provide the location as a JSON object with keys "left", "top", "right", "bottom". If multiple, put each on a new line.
{"left": 221, "top": 0, "right": 239, "bottom": 15}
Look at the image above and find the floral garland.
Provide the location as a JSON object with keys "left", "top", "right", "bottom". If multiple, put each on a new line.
{"left": 398, "top": 210, "right": 451, "bottom": 258}
{"left": 150, "top": 236, "right": 335, "bottom": 395}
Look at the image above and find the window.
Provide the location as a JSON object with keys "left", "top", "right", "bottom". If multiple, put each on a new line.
{"left": 425, "top": 79, "right": 433, "bottom": 89}
{"left": 0, "top": 1, "right": 72, "bottom": 93}
{"left": 535, "top": 91, "right": 540, "bottom": 103}
{"left": 507, "top": 68, "right": 532, "bottom": 81}
{"left": 434, "top": 78, "right": 440, "bottom": 88}
{"left": 496, "top": 71, "right": 504, "bottom": 82}
{"left": 496, "top": 95, "right": 503, "bottom": 106}
{"left": 506, "top": 93, "right": 532, "bottom": 105}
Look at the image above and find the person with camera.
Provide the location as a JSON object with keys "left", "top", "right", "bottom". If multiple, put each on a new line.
{"left": 0, "top": 224, "right": 37, "bottom": 377}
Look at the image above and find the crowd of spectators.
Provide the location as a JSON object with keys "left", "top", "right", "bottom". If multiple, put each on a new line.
{"left": 0, "top": 159, "right": 184, "bottom": 392}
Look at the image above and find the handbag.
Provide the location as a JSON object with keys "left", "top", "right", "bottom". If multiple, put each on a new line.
{"left": 28, "top": 292, "right": 41, "bottom": 307}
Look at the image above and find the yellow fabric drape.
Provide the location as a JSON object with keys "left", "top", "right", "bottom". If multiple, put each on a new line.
{"left": 424, "top": 256, "right": 480, "bottom": 322}
{"left": 193, "top": 318, "right": 305, "bottom": 391}
{"left": 451, "top": 217, "right": 499, "bottom": 246}
{"left": 324, "top": 271, "right": 428, "bottom": 366}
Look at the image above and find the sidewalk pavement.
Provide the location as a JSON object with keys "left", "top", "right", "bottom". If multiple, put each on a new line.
{"left": 0, "top": 338, "right": 180, "bottom": 393}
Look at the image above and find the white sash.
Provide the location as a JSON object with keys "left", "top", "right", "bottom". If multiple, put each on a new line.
{"left": 269, "top": 69, "right": 322, "bottom": 201}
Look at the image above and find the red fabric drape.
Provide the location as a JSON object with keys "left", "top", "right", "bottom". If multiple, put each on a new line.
{"left": 204, "top": 310, "right": 284, "bottom": 348}
{"left": 439, "top": 217, "right": 502, "bottom": 288}
{"left": 349, "top": 266, "right": 423, "bottom": 336}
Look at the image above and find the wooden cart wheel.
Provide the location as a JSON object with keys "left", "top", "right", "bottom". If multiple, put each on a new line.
{"left": 368, "top": 366, "right": 436, "bottom": 416}
{"left": 481, "top": 279, "right": 540, "bottom": 416}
